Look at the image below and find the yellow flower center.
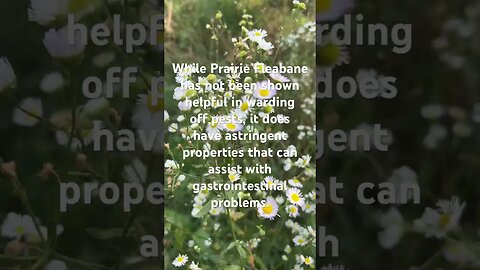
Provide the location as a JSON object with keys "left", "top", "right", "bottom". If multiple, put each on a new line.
{"left": 316, "top": 0, "right": 332, "bottom": 13}
{"left": 226, "top": 123, "right": 237, "bottom": 130}
{"left": 147, "top": 94, "right": 163, "bottom": 112}
{"left": 317, "top": 42, "right": 341, "bottom": 66}
{"left": 241, "top": 102, "right": 249, "bottom": 112}
{"left": 305, "top": 258, "right": 311, "bottom": 264}
{"left": 289, "top": 207, "right": 297, "bottom": 213}
{"left": 255, "top": 32, "right": 262, "bottom": 36}
{"left": 439, "top": 213, "right": 450, "bottom": 228}
{"left": 228, "top": 174, "right": 236, "bottom": 181}
{"left": 291, "top": 193, "right": 300, "bottom": 202}
{"left": 262, "top": 204, "right": 273, "bottom": 214}
{"left": 177, "top": 257, "right": 184, "bottom": 262}
{"left": 15, "top": 226, "right": 25, "bottom": 235}
{"left": 259, "top": 89, "right": 270, "bottom": 97}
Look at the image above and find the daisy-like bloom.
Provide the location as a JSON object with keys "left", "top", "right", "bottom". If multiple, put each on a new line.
{"left": 288, "top": 178, "right": 303, "bottom": 188}
{"left": 316, "top": 40, "right": 349, "bottom": 67}
{"left": 414, "top": 196, "right": 465, "bottom": 239}
{"left": 253, "top": 80, "right": 276, "bottom": 100}
{"left": 320, "top": 264, "right": 348, "bottom": 270}
{"left": 173, "top": 83, "right": 196, "bottom": 100}
{"left": 28, "top": 0, "right": 69, "bottom": 26}
{"left": 237, "top": 96, "right": 253, "bottom": 116}
{"left": 302, "top": 255, "right": 314, "bottom": 266}
{"left": 316, "top": 0, "right": 355, "bottom": 22}
{"left": 227, "top": 172, "right": 240, "bottom": 182}
{"left": 302, "top": 202, "right": 315, "bottom": 214}
{"left": 172, "top": 254, "right": 188, "bottom": 267}
{"left": 286, "top": 188, "right": 305, "bottom": 207}
{"left": 286, "top": 205, "right": 300, "bottom": 218}
{"left": 43, "top": 260, "right": 68, "bottom": 270}
{"left": 247, "top": 29, "right": 267, "bottom": 43}
{"left": 220, "top": 119, "right": 244, "bottom": 132}
{"left": 1, "top": 213, "right": 63, "bottom": 243}
{"left": 206, "top": 119, "right": 221, "bottom": 136}
{"left": 40, "top": 71, "right": 64, "bottom": 94}
{"left": 378, "top": 208, "right": 404, "bottom": 249}
{"left": 122, "top": 158, "right": 147, "bottom": 183}
{"left": 292, "top": 235, "right": 308, "bottom": 246}
{"left": 210, "top": 207, "right": 223, "bottom": 216}
{"left": 1, "top": 213, "right": 36, "bottom": 239}
{"left": 258, "top": 197, "right": 279, "bottom": 220}
{"left": 269, "top": 72, "right": 290, "bottom": 83}
{"left": 0, "top": 57, "right": 16, "bottom": 91}
{"left": 132, "top": 94, "right": 163, "bottom": 132}
{"left": 13, "top": 97, "right": 43, "bottom": 127}
{"left": 294, "top": 155, "right": 311, "bottom": 168}
{"left": 43, "top": 26, "right": 85, "bottom": 59}
{"left": 257, "top": 40, "right": 274, "bottom": 51}
{"left": 262, "top": 176, "right": 279, "bottom": 189}
{"left": 189, "top": 261, "right": 202, "bottom": 270}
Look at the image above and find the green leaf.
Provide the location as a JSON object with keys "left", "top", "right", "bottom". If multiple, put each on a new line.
{"left": 236, "top": 245, "right": 247, "bottom": 259}
{"left": 192, "top": 200, "right": 212, "bottom": 218}
{"left": 165, "top": 210, "right": 189, "bottom": 229}
{"left": 174, "top": 228, "right": 185, "bottom": 250}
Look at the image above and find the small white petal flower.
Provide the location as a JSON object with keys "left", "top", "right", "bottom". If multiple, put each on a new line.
{"left": 189, "top": 261, "right": 202, "bottom": 270}
{"left": 286, "top": 205, "right": 300, "bottom": 218}
{"left": 13, "top": 97, "right": 43, "bottom": 127}
{"left": 253, "top": 80, "right": 276, "bottom": 99}
{"left": 258, "top": 197, "right": 279, "bottom": 219}
{"left": 220, "top": 120, "right": 244, "bottom": 132}
{"left": 1, "top": 213, "right": 36, "bottom": 239}
{"left": 28, "top": 0, "right": 69, "bottom": 26}
{"left": 172, "top": 254, "right": 188, "bottom": 267}
{"left": 414, "top": 197, "right": 465, "bottom": 238}
{"left": 257, "top": 40, "right": 274, "bottom": 51}
{"left": 292, "top": 235, "right": 307, "bottom": 246}
{"left": 40, "top": 71, "right": 64, "bottom": 93}
{"left": 286, "top": 188, "right": 305, "bottom": 207}
{"left": 0, "top": 57, "right": 16, "bottom": 91}
{"left": 378, "top": 208, "right": 404, "bottom": 249}
{"left": 269, "top": 72, "right": 290, "bottom": 83}
{"left": 43, "top": 26, "right": 85, "bottom": 59}
{"left": 247, "top": 29, "right": 267, "bottom": 43}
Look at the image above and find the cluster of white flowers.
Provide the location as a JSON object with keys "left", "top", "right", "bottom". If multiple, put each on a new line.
{"left": 165, "top": 9, "right": 316, "bottom": 268}
{"left": 421, "top": 104, "right": 479, "bottom": 149}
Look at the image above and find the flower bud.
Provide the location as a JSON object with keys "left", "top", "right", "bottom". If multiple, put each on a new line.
{"left": 4, "top": 239, "right": 26, "bottom": 256}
